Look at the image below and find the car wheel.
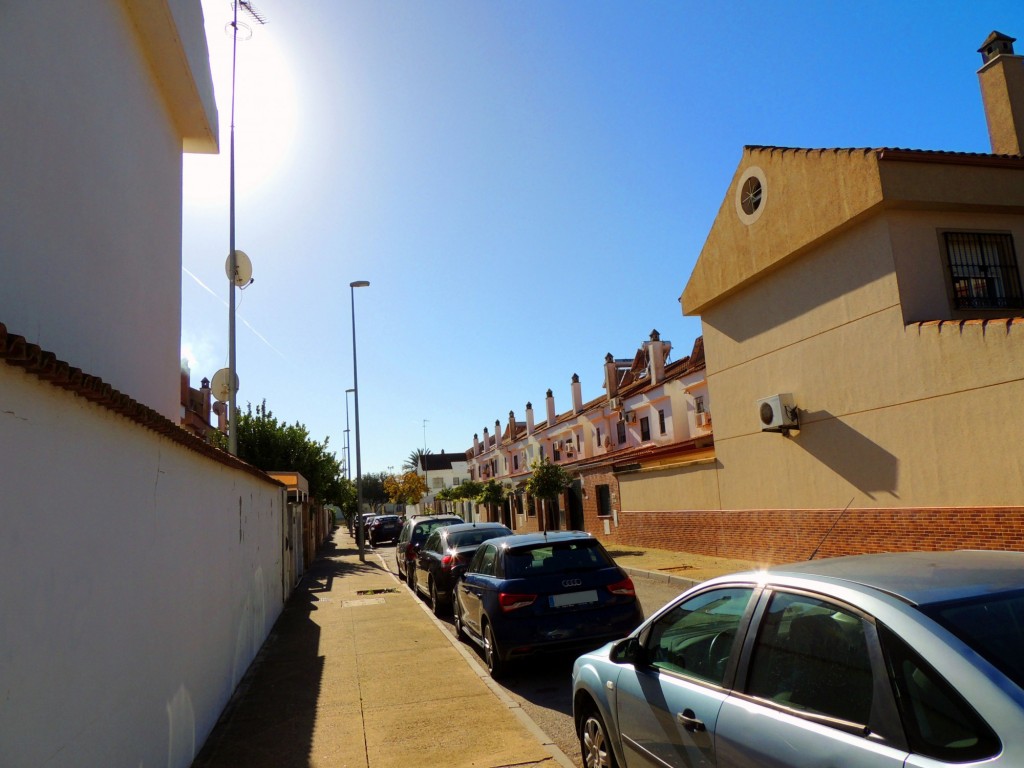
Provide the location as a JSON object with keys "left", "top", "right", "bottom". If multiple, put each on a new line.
{"left": 430, "top": 579, "right": 444, "bottom": 617}
{"left": 579, "top": 706, "right": 618, "bottom": 768}
{"left": 453, "top": 597, "right": 466, "bottom": 641}
{"left": 483, "top": 622, "right": 503, "bottom": 679}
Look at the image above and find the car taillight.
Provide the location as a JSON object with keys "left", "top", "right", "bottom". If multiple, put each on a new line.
{"left": 607, "top": 576, "right": 636, "bottom": 596}
{"left": 441, "top": 553, "right": 465, "bottom": 571}
{"left": 499, "top": 592, "right": 537, "bottom": 612}
{"left": 405, "top": 543, "right": 416, "bottom": 559}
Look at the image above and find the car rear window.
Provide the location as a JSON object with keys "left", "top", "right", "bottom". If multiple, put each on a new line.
{"left": 504, "top": 539, "right": 612, "bottom": 578}
{"left": 415, "top": 519, "right": 459, "bottom": 539}
{"left": 448, "top": 529, "right": 509, "bottom": 548}
{"left": 920, "top": 588, "right": 1024, "bottom": 689}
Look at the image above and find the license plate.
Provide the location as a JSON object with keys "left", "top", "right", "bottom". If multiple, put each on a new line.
{"left": 550, "top": 589, "right": 598, "bottom": 608}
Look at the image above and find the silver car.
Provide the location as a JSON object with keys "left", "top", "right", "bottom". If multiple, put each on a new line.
{"left": 572, "top": 550, "right": 1024, "bottom": 767}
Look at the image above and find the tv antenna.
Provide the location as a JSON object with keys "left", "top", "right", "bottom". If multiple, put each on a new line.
{"left": 225, "top": 0, "right": 266, "bottom": 454}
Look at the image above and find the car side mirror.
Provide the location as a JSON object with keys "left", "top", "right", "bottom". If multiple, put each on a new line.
{"left": 610, "top": 636, "right": 647, "bottom": 667}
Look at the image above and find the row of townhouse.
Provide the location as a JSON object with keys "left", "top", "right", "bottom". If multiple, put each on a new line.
{"left": 462, "top": 331, "right": 712, "bottom": 535}
{"left": 457, "top": 30, "right": 1024, "bottom": 563}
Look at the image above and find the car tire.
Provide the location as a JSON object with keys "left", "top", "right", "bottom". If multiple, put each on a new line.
{"left": 579, "top": 705, "right": 618, "bottom": 768}
{"left": 430, "top": 579, "right": 444, "bottom": 617}
{"left": 453, "top": 597, "right": 467, "bottom": 641}
{"left": 483, "top": 622, "right": 504, "bottom": 679}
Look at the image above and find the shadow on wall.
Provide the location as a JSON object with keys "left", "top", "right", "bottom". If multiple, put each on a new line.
{"left": 793, "top": 410, "right": 899, "bottom": 499}
{"left": 191, "top": 534, "right": 366, "bottom": 767}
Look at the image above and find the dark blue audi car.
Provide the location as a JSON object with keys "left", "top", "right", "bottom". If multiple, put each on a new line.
{"left": 453, "top": 531, "right": 644, "bottom": 678}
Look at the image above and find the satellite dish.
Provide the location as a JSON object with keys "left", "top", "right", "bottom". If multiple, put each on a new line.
{"left": 225, "top": 250, "right": 253, "bottom": 287}
{"left": 211, "top": 368, "right": 239, "bottom": 402}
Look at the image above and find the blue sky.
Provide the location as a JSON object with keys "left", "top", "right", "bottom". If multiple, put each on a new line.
{"left": 181, "top": 0, "right": 1023, "bottom": 476}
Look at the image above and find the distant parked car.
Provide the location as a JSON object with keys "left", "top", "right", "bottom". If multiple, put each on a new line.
{"left": 355, "top": 513, "right": 377, "bottom": 539}
{"left": 394, "top": 515, "right": 463, "bottom": 585}
{"left": 368, "top": 515, "right": 402, "bottom": 546}
{"left": 413, "top": 522, "right": 512, "bottom": 615}
{"left": 572, "top": 550, "right": 1024, "bottom": 768}
{"left": 454, "top": 531, "right": 643, "bottom": 678}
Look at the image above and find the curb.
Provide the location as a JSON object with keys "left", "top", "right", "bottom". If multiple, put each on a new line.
{"left": 620, "top": 564, "right": 702, "bottom": 591}
{"left": 372, "top": 549, "right": 577, "bottom": 768}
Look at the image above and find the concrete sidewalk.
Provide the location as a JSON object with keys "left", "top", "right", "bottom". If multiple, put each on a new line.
{"left": 192, "top": 527, "right": 572, "bottom": 768}
{"left": 192, "top": 527, "right": 758, "bottom": 767}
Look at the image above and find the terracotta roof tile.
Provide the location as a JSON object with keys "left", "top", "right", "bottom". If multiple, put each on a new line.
{"left": 745, "top": 145, "right": 1024, "bottom": 166}
{"left": 0, "top": 321, "right": 278, "bottom": 484}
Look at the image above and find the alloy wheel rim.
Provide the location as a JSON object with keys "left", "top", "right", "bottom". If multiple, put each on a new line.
{"left": 582, "top": 716, "right": 611, "bottom": 768}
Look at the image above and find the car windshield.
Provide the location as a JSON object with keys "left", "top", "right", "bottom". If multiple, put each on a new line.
{"left": 920, "top": 588, "right": 1024, "bottom": 689}
{"left": 504, "top": 539, "right": 612, "bottom": 577}
{"left": 448, "top": 529, "right": 509, "bottom": 548}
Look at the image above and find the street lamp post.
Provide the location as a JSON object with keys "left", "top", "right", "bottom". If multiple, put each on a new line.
{"left": 344, "top": 388, "right": 354, "bottom": 481}
{"left": 350, "top": 280, "right": 370, "bottom": 562}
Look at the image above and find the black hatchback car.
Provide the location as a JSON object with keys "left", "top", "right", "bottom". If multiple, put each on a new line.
{"left": 368, "top": 514, "right": 402, "bottom": 546}
{"left": 453, "top": 531, "right": 643, "bottom": 678}
{"left": 394, "top": 515, "right": 463, "bottom": 585}
{"left": 413, "top": 522, "right": 512, "bottom": 615}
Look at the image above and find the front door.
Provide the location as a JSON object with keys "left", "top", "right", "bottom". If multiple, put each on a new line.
{"left": 568, "top": 481, "right": 584, "bottom": 531}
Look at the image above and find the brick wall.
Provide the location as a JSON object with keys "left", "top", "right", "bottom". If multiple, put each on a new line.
{"left": 588, "top": 506, "right": 1024, "bottom": 562}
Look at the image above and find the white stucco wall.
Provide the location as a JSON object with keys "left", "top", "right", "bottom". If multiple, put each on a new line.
{"left": 0, "top": 366, "right": 285, "bottom": 768}
{"left": 0, "top": 0, "right": 215, "bottom": 422}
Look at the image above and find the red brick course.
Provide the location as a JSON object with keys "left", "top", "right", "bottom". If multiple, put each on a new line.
{"left": 585, "top": 506, "right": 1024, "bottom": 563}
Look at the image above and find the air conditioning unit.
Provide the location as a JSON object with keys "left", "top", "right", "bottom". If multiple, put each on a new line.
{"left": 623, "top": 411, "right": 637, "bottom": 423}
{"left": 695, "top": 412, "right": 710, "bottom": 427}
{"left": 756, "top": 393, "right": 799, "bottom": 433}
{"left": 609, "top": 397, "right": 620, "bottom": 411}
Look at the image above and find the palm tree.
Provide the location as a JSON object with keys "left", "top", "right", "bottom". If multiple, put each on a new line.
{"left": 403, "top": 447, "right": 433, "bottom": 472}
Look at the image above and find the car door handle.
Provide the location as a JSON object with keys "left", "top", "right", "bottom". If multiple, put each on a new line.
{"left": 676, "top": 709, "right": 705, "bottom": 733}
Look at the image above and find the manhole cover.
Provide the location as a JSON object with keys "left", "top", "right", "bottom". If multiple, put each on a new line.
{"left": 356, "top": 588, "right": 398, "bottom": 595}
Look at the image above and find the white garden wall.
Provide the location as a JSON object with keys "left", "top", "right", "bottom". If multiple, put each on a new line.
{"left": 0, "top": 363, "right": 285, "bottom": 768}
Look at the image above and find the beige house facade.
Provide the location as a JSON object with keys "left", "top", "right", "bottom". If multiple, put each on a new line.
{"left": 648, "top": 31, "right": 1024, "bottom": 562}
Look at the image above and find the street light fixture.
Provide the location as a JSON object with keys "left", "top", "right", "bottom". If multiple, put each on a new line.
{"left": 350, "top": 280, "right": 370, "bottom": 562}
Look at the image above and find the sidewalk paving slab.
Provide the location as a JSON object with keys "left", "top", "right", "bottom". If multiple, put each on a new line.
{"left": 192, "top": 528, "right": 570, "bottom": 768}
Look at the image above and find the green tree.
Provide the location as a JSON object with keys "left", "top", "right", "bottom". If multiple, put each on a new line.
{"left": 524, "top": 457, "right": 572, "bottom": 531}
{"left": 358, "top": 471, "right": 390, "bottom": 512}
{"left": 403, "top": 447, "right": 433, "bottom": 471}
{"left": 228, "top": 400, "right": 346, "bottom": 507}
{"left": 476, "top": 479, "right": 507, "bottom": 522}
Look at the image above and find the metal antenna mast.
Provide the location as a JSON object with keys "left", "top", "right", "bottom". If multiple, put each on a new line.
{"left": 226, "top": 0, "right": 267, "bottom": 454}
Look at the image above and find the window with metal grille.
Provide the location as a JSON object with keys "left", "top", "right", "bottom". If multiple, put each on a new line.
{"left": 944, "top": 232, "right": 1022, "bottom": 311}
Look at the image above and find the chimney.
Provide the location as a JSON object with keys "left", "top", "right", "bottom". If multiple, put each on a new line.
{"left": 978, "top": 31, "right": 1024, "bottom": 155}
{"left": 200, "top": 377, "right": 212, "bottom": 425}
{"left": 545, "top": 388, "right": 557, "bottom": 427}
{"left": 526, "top": 402, "right": 535, "bottom": 435}
{"left": 473, "top": 433, "right": 480, "bottom": 455}
{"left": 495, "top": 419, "right": 501, "bottom": 444}
{"left": 604, "top": 353, "right": 619, "bottom": 400}
{"left": 508, "top": 410, "right": 516, "bottom": 442}
{"left": 571, "top": 374, "right": 583, "bottom": 413}
{"left": 645, "top": 329, "right": 670, "bottom": 385}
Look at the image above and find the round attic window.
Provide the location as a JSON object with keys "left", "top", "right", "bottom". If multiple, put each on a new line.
{"left": 735, "top": 166, "right": 768, "bottom": 225}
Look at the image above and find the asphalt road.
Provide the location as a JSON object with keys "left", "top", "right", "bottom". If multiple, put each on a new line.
{"left": 421, "top": 567, "right": 686, "bottom": 763}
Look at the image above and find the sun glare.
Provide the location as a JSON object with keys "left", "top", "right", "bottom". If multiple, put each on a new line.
{"left": 183, "top": 4, "right": 298, "bottom": 208}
